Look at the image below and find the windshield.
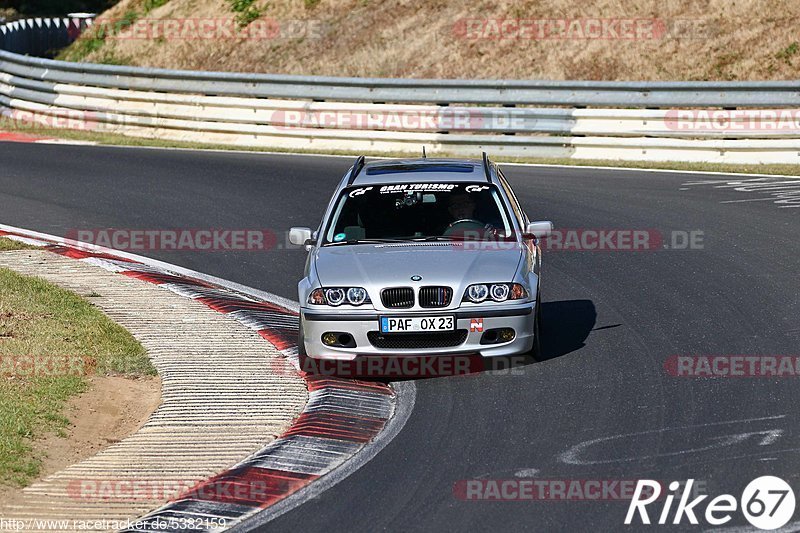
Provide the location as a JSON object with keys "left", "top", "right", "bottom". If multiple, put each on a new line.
{"left": 322, "top": 183, "right": 514, "bottom": 244}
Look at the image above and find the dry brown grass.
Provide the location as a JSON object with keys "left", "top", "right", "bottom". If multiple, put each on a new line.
{"left": 59, "top": 0, "right": 800, "bottom": 80}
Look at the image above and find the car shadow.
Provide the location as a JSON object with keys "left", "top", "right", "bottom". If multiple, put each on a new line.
{"left": 478, "top": 298, "right": 597, "bottom": 372}
{"left": 538, "top": 299, "right": 597, "bottom": 362}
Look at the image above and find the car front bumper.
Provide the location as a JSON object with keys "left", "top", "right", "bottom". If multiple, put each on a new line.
{"left": 300, "top": 303, "right": 535, "bottom": 360}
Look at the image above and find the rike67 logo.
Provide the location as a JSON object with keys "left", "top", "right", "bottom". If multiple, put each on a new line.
{"left": 625, "top": 477, "right": 795, "bottom": 530}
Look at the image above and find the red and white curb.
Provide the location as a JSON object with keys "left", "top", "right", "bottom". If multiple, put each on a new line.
{"left": 0, "top": 130, "right": 55, "bottom": 143}
{"left": 0, "top": 130, "right": 97, "bottom": 145}
{"left": 0, "top": 226, "right": 400, "bottom": 532}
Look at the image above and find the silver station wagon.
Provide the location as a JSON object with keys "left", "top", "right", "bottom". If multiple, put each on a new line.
{"left": 289, "top": 154, "right": 553, "bottom": 363}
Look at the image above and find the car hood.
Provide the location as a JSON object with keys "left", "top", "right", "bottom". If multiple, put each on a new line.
{"left": 313, "top": 242, "right": 524, "bottom": 288}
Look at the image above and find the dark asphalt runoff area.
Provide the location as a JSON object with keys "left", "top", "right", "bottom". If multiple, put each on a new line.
{"left": 1, "top": 141, "right": 799, "bottom": 531}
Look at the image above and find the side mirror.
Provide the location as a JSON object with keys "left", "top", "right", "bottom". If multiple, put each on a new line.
{"left": 525, "top": 221, "right": 554, "bottom": 239}
{"left": 289, "top": 227, "right": 313, "bottom": 246}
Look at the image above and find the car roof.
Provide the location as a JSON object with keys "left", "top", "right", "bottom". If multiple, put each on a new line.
{"left": 349, "top": 158, "right": 493, "bottom": 186}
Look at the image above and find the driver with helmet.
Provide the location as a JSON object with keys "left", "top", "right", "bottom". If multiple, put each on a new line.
{"left": 444, "top": 191, "right": 494, "bottom": 238}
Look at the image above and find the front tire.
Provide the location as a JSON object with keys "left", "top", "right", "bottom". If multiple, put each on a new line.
{"left": 297, "top": 319, "right": 310, "bottom": 373}
{"left": 525, "top": 282, "right": 543, "bottom": 363}
{"left": 530, "top": 297, "right": 543, "bottom": 361}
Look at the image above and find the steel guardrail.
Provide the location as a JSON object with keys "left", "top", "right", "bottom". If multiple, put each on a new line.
{"left": 2, "top": 17, "right": 800, "bottom": 164}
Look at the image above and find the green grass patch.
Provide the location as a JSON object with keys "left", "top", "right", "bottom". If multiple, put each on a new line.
{"left": 57, "top": 4, "right": 148, "bottom": 63}
{"left": 119, "top": 9, "right": 141, "bottom": 27}
{"left": 776, "top": 42, "right": 799, "bottom": 64}
{"left": 56, "top": 31, "right": 105, "bottom": 61}
{"left": 228, "top": 0, "right": 263, "bottom": 27}
{"left": 56, "top": 9, "right": 141, "bottom": 62}
{"left": 0, "top": 267, "right": 154, "bottom": 487}
{"left": 0, "top": 238, "right": 38, "bottom": 251}
{"left": 143, "top": 0, "right": 170, "bottom": 13}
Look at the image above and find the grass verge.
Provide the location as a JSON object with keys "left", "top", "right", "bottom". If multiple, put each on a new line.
{"left": 0, "top": 253, "right": 154, "bottom": 487}
{"left": 0, "top": 238, "right": 38, "bottom": 252}
{"left": 2, "top": 121, "right": 800, "bottom": 177}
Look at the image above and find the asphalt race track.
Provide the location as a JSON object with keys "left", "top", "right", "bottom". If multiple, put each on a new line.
{"left": 2, "top": 142, "right": 799, "bottom": 531}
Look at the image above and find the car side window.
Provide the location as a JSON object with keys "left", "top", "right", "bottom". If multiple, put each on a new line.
{"left": 497, "top": 170, "right": 526, "bottom": 228}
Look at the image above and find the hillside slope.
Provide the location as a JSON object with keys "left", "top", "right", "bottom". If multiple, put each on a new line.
{"left": 56, "top": 0, "right": 800, "bottom": 81}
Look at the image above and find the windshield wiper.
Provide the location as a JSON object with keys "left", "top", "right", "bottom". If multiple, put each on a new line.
{"left": 324, "top": 238, "right": 409, "bottom": 246}
{"left": 410, "top": 236, "right": 460, "bottom": 242}
{"left": 325, "top": 236, "right": 463, "bottom": 246}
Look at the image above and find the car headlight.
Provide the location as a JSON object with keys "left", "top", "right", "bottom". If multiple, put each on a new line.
{"left": 308, "top": 287, "right": 371, "bottom": 306}
{"left": 325, "top": 288, "right": 346, "bottom": 306}
{"left": 346, "top": 287, "right": 368, "bottom": 305}
{"left": 308, "top": 288, "right": 327, "bottom": 305}
{"left": 464, "top": 283, "right": 527, "bottom": 303}
{"left": 466, "top": 284, "right": 489, "bottom": 303}
{"left": 490, "top": 283, "right": 510, "bottom": 301}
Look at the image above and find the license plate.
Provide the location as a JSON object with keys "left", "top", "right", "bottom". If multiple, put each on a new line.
{"left": 380, "top": 315, "right": 455, "bottom": 333}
